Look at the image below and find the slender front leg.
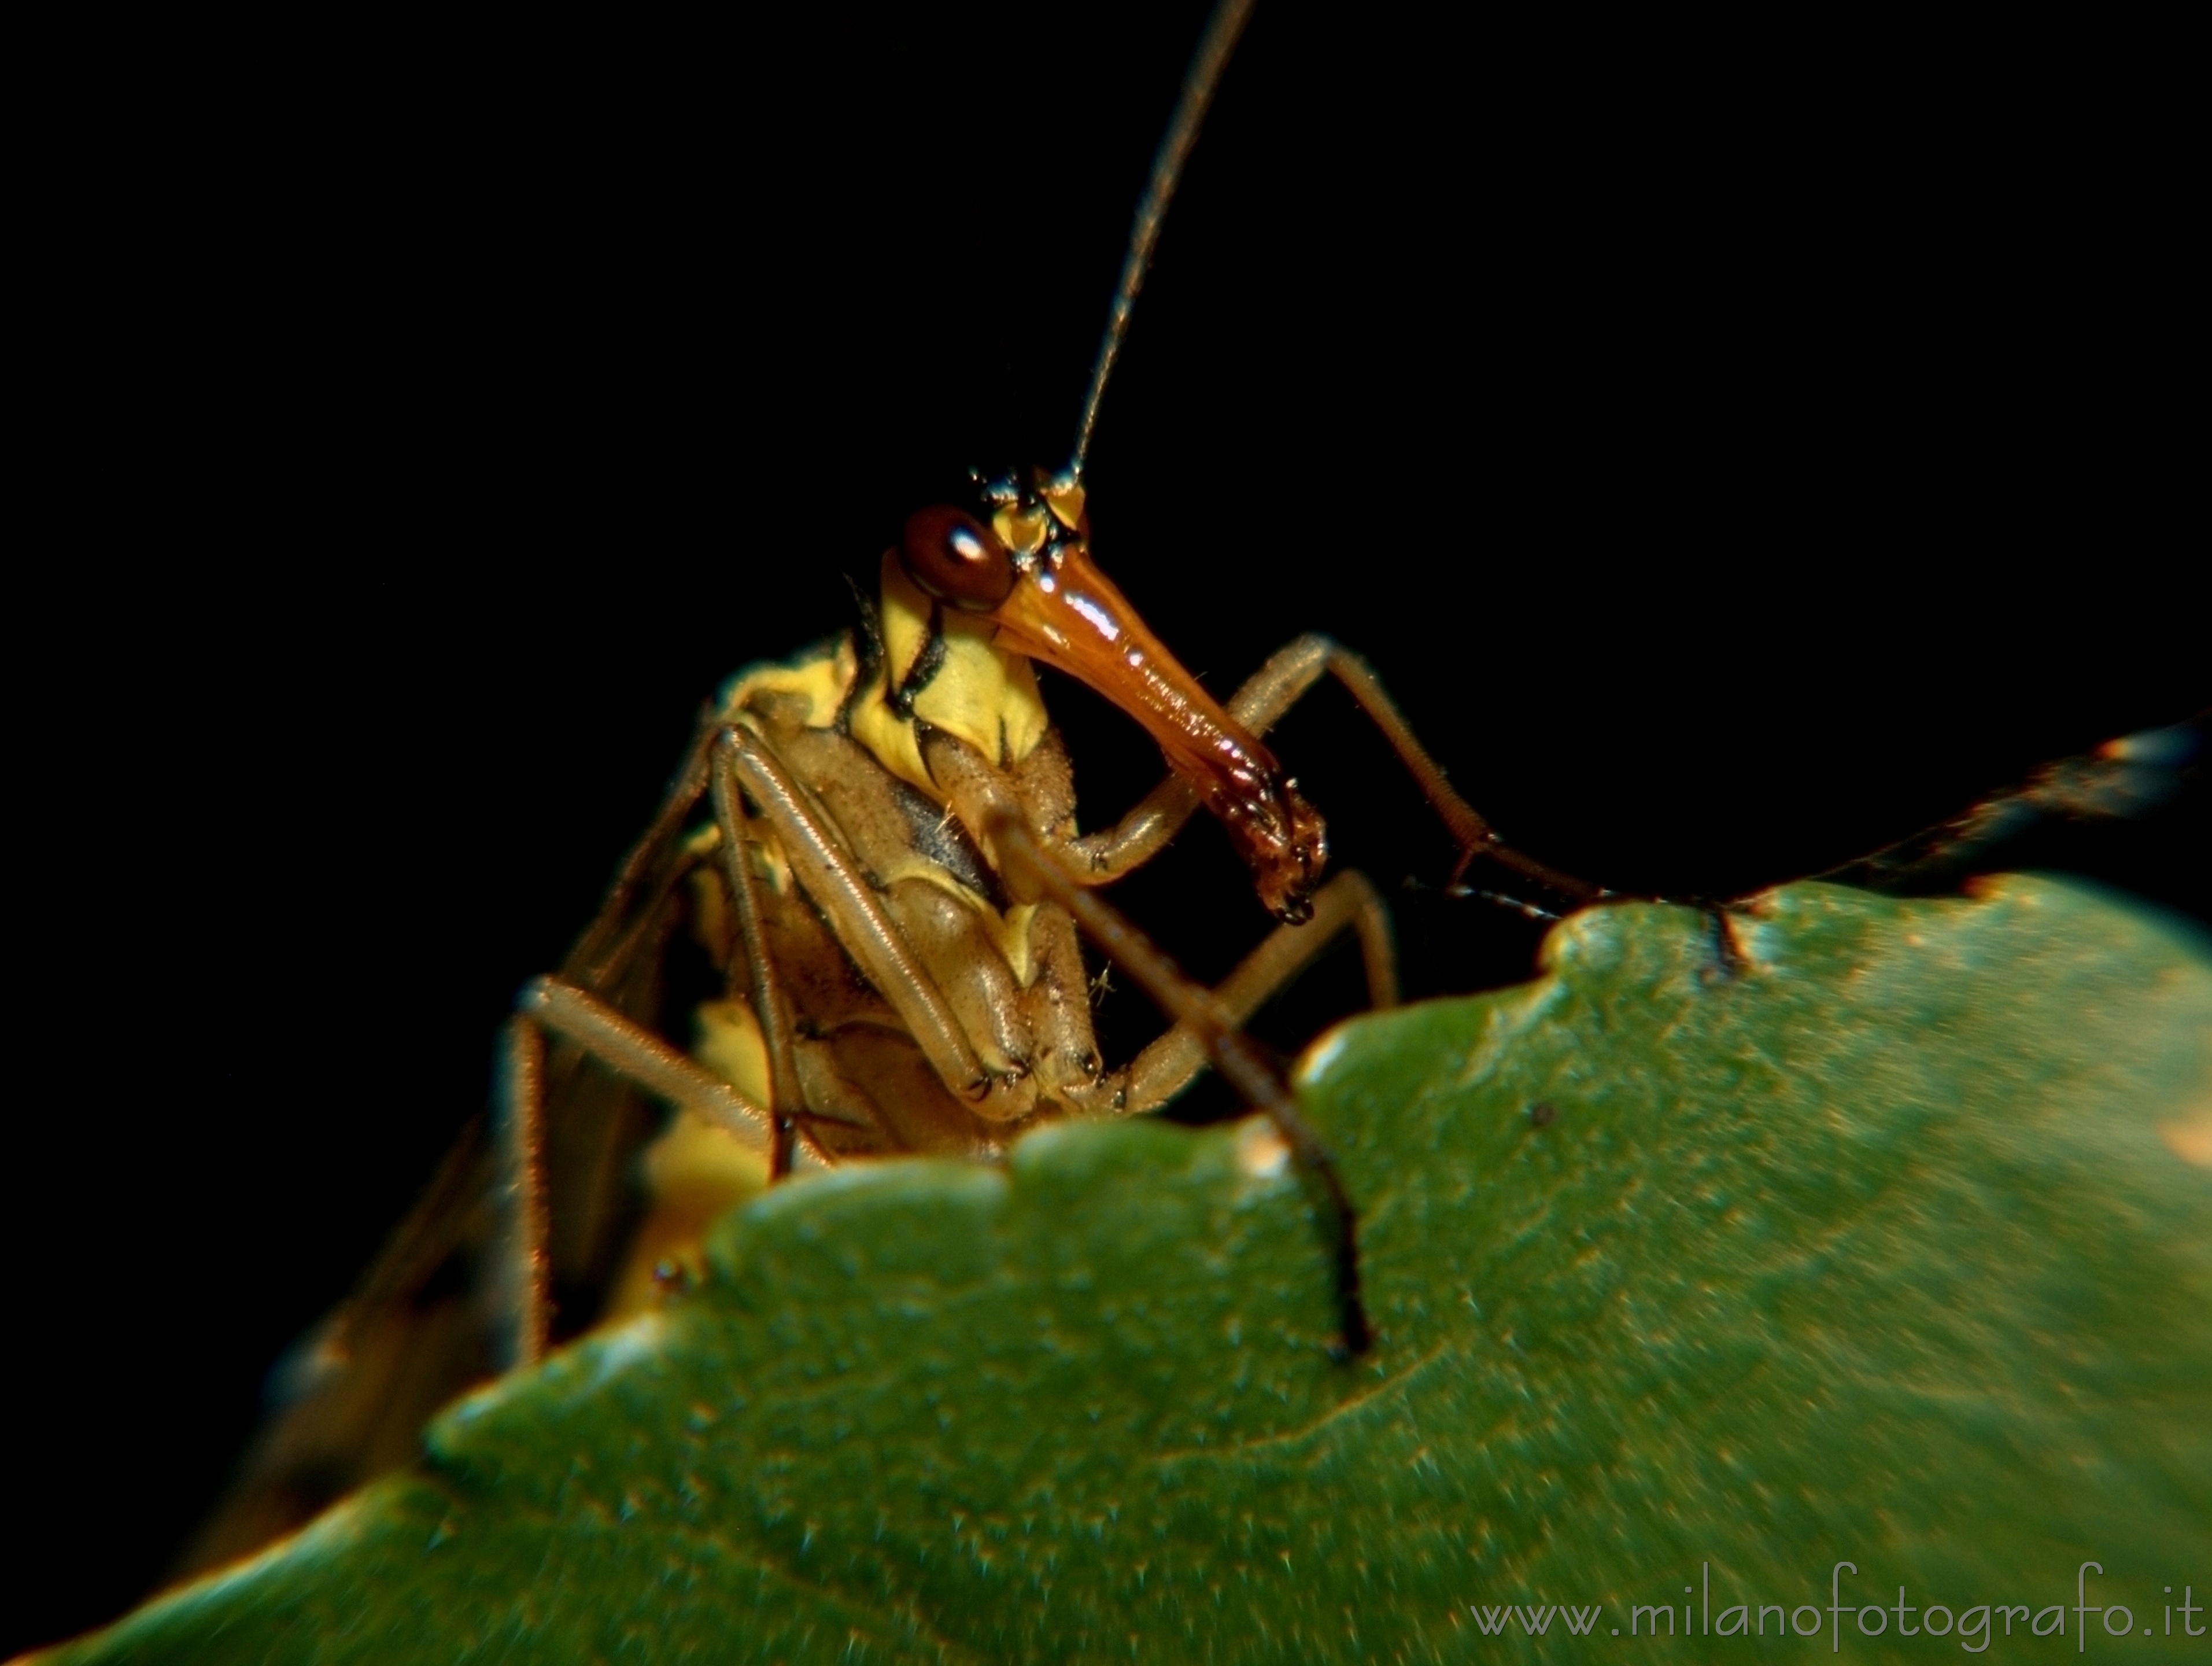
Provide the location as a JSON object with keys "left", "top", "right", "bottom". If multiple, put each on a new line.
{"left": 710, "top": 743, "right": 806, "bottom": 1179}
{"left": 520, "top": 977, "right": 776, "bottom": 1151}
{"left": 989, "top": 813, "right": 1371, "bottom": 1358}
{"left": 1123, "top": 869, "right": 1396, "bottom": 1115}
{"left": 495, "top": 1015, "right": 551, "bottom": 1368}
{"left": 1070, "top": 633, "right": 1602, "bottom": 903}
{"left": 493, "top": 976, "right": 833, "bottom": 1362}
{"left": 1063, "top": 771, "right": 1203, "bottom": 884}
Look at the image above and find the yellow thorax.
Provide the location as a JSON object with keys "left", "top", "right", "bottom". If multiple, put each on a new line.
{"left": 848, "top": 548, "right": 1049, "bottom": 794}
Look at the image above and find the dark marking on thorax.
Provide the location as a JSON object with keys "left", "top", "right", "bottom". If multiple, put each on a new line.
{"left": 838, "top": 583, "right": 885, "bottom": 734}
{"left": 889, "top": 772, "right": 1009, "bottom": 910}
{"left": 889, "top": 602, "right": 948, "bottom": 718}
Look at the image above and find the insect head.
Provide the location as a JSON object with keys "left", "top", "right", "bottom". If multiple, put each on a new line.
{"left": 896, "top": 465, "right": 1327, "bottom": 923}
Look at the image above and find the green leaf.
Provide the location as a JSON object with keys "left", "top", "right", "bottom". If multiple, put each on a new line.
{"left": 47, "top": 879, "right": 2212, "bottom": 1664}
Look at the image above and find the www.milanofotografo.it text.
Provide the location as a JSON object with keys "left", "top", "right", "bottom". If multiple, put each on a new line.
{"left": 1468, "top": 1563, "right": 2205, "bottom": 1649}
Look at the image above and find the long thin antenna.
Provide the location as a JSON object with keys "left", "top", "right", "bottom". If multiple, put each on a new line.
{"left": 1069, "top": 0, "right": 1258, "bottom": 476}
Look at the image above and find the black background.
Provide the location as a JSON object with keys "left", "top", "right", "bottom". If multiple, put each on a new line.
{"left": 11, "top": 3, "right": 2202, "bottom": 1654}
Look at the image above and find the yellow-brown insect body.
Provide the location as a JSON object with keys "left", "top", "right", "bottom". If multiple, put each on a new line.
{"left": 597, "top": 545, "right": 1183, "bottom": 1307}
{"left": 699, "top": 558, "right": 1129, "bottom": 1148}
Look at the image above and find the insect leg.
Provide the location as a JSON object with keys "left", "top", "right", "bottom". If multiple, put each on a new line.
{"left": 1070, "top": 633, "right": 1602, "bottom": 904}
{"left": 716, "top": 726, "right": 993, "bottom": 1104}
{"left": 989, "top": 813, "right": 1371, "bottom": 1358}
{"left": 518, "top": 977, "right": 777, "bottom": 1154}
{"left": 708, "top": 742, "right": 806, "bottom": 1180}
{"left": 1122, "top": 870, "right": 1397, "bottom": 1114}
{"left": 494, "top": 1015, "right": 552, "bottom": 1367}
{"left": 1061, "top": 772, "right": 1202, "bottom": 884}
{"left": 1243, "top": 636, "right": 1602, "bottom": 900}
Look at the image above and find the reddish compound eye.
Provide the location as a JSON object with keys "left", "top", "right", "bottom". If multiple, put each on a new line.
{"left": 899, "top": 506, "right": 1015, "bottom": 610}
